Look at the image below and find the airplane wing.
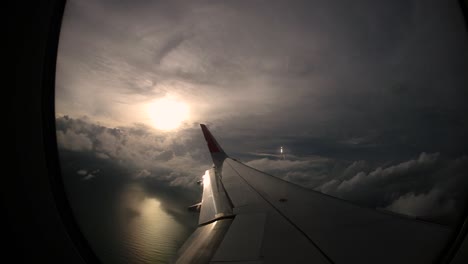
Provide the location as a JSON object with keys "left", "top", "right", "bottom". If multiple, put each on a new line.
{"left": 174, "top": 124, "right": 452, "bottom": 263}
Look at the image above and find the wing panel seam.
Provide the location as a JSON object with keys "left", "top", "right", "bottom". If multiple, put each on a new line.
{"left": 225, "top": 160, "right": 335, "bottom": 264}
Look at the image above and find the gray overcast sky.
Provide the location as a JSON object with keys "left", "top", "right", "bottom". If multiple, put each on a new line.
{"left": 56, "top": 0, "right": 468, "bottom": 224}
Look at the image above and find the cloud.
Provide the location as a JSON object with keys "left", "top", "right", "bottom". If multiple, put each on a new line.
{"left": 56, "top": 116, "right": 210, "bottom": 188}
{"left": 57, "top": 130, "right": 93, "bottom": 151}
{"left": 336, "top": 152, "right": 439, "bottom": 193}
{"left": 246, "top": 158, "right": 315, "bottom": 171}
{"left": 82, "top": 174, "right": 95, "bottom": 181}
{"left": 76, "top": 168, "right": 100, "bottom": 180}
{"left": 318, "top": 153, "right": 468, "bottom": 224}
{"left": 135, "top": 169, "right": 151, "bottom": 178}
{"left": 246, "top": 151, "right": 467, "bottom": 225}
{"left": 96, "top": 152, "right": 110, "bottom": 159}
{"left": 385, "top": 189, "right": 455, "bottom": 218}
{"left": 245, "top": 156, "right": 336, "bottom": 188}
{"left": 56, "top": 112, "right": 467, "bottom": 225}
{"left": 77, "top": 169, "right": 87, "bottom": 175}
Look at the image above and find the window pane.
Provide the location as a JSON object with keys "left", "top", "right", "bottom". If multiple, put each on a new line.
{"left": 56, "top": 1, "right": 468, "bottom": 263}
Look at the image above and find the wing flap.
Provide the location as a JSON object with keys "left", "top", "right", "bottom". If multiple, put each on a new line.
{"left": 199, "top": 169, "right": 233, "bottom": 225}
{"left": 175, "top": 219, "right": 233, "bottom": 264}
{"left": 211, "top": 213, "right": 266, "bottom": 262}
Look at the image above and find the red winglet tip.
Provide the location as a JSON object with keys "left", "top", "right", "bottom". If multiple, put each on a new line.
{"left": 200, "top": 124, "right": 221, "bottom": 153}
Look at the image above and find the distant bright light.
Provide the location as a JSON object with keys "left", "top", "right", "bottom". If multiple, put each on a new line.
{"left": 147, "top": 97, "right": 189, "bottom": 130}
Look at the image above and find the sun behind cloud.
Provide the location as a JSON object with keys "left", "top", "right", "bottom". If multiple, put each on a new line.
{"left": 147, "top": 97, "right": 189, "bottom": 130}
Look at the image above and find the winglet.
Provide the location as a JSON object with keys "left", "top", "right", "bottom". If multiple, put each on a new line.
{"left": 200, "top": 124, "right": 228, "bottom": 167}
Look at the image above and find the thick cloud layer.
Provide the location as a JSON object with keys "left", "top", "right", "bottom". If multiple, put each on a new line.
{"left": 245, "top": 151, "right": 468, "bottom": 225}
{"left": 56, "top": 115, "right": 211, "bottom": 188}
{"left": 57, "top": 116, "right": 467, "bottom": 226}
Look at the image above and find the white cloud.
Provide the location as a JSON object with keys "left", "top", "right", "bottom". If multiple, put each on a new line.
{"left": 96, "top": 152, "right": 110, "bottom": 159}
{"left": 57, "top": 130, "right": 93, "bottom": 151}
{"left": 77, "top": 168, "right": 100, "bottom": 181}
{"left": 135, "top": 169, "right": 151, "bottom": 178}
{"left": 341, "top": 160, "right": 369, "bottom": 180}
{"left": 315, "top": 179, "right": 340, "bottom": 194}
{"left": 312, "top": 152, "right": 468, "bottom": 222}
{"left": 56, "top": 116, "right": 210, "bottom": 188}
{"left": 82, "top": 174, "right": 95, "bottom": 181}
{"left": 385, "top": 189, "right": 455, "bottom": 217}
{"left": 94, "top": 130, "right": 121, "bottom": 157}
{"left": 336, "top": 152, "right": 439, "bottom": 193}
{"left": 243, "top": 151, "right": 466, "bottom": 223}
{"left": 77, "top": 169, "right": 87, "bottom": 175}
{"left": 169, "top": 175, "right": 194, "bottom": 187}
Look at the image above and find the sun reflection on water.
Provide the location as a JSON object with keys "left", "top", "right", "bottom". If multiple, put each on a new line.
{"left": 118, "top": 183, "right": 190, "bottom": 263}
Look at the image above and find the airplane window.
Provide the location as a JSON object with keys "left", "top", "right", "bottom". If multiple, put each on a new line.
{"left": 55, "top": 0, "right": 468, "bottom": 263}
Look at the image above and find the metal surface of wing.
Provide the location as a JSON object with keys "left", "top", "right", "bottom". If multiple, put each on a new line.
{"left": 222, "top": 158, "right": 451, "bottom": 263}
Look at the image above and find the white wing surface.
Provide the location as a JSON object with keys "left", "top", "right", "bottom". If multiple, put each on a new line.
{"left": 174, "top": 124, "right": 452, "bottom": 264}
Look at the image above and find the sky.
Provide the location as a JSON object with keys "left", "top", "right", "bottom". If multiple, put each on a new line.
{"left": 56, "top": 0, "right": 468, "bottom": 240}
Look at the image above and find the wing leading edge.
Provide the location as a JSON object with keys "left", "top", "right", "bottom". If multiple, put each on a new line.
{"left": 174, "top": 124, "right": 452, "bottom": 263}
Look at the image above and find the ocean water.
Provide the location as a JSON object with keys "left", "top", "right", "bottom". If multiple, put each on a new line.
{"left": 59, "top": 150, "right": 199, "bottom": 263}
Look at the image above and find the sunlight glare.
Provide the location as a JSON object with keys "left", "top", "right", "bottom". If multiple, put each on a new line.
{"left": 147, "top": 97, "right": 189, "bottom": 130}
